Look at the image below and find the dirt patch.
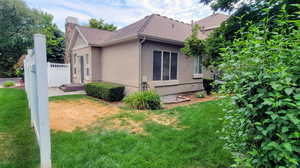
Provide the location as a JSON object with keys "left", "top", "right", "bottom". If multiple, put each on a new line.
{"left": 49, "top": 98, "right": 180, "bottom": 134}
{"left": 49, "top": 98, "right": 120, "bottom": 132}
{"left": 163, "top": 94, "right": 218, "bottom": 109}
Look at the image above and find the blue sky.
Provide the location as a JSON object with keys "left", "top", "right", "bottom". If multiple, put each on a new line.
{"left": 24, "top": 0, "right": 224, "bottom": 31}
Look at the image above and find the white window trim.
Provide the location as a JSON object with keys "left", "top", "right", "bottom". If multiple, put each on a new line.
{"left": 152, "top": 49, "right": 179, "bottom": 86}
{"left": 193, "top": 56, "right": 203, "bottom": 79}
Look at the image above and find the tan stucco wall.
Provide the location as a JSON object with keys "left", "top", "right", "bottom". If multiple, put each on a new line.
{"left": 91, "top": 47, "right": 102, "bottom": 81}
{"left": 100, "top": 40, "right": 140, "bottom": 94}
{"left": 71, "top": 47, "right": 92, "bottom": 83}
{"left": 73, "top": 34, "right": 87, "bottom": 49}
{"left": 141, "top": 41, "right": 203, "bottom": 95}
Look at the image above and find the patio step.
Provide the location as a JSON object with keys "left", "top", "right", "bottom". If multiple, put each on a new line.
{"left": 59, "top": 83, "right": 84, "bottom": 92}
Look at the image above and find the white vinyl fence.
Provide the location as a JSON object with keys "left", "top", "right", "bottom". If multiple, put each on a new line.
{"left": 48, "top": 62, "right": 70, "bottom": 87}
{"left": 24, "top": 34, "right": 51, "bottom": 168}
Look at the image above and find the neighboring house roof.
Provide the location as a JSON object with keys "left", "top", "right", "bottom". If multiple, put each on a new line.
{"left": 72, "top": 13, "right": 229, "bottom": 47}
{"left": 195, "top": 13, "right": 229, "bottom": 31}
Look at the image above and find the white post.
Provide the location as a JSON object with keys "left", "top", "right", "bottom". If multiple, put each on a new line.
{"left": 26, "top": 49, "right": 34, "bottom": 126}
{"left": 34, "top": 34, "right": 52, "bottom": 168}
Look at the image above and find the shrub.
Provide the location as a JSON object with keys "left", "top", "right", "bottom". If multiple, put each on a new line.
{"left": 123, "top": 90, "right": 161, "bottom": 110}
{"left": 3, "top": 81, "right": 15, "bottom": 87}
{"left": 203, "top": 79, "right": 213, "bottom": 95}
{"left": 195, "top": 91, "right": 205, "bottom": 98}
{"left": 84, "top": 82, "right": 124, "bottom": 101}
{"left": 219, "top": 7, "right": 300, "bottom": 168}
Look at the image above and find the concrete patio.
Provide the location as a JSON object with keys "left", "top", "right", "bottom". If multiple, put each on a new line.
{"left": 48, "top": 87, "right": 85, "bottom": 97}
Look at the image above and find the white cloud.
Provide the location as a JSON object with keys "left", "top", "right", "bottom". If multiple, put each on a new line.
{"left": 24, "top": 0, "right": 218, "bottom": 31}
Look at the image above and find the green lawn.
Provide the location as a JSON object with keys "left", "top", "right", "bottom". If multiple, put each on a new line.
{"left": 0, "top": 88, "right": 232, "bottom": 168}
{"left": 0, "top": 88, "right": 39, "bottom": 168}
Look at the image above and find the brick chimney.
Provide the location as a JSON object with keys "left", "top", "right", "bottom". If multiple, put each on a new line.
{"left": 64, "top": 16, "right": 78, "bottom": 64}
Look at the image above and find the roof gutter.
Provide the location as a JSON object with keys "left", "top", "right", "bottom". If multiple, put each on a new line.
{"left": 138, "top": 34, "right": 184, "bottom": 46}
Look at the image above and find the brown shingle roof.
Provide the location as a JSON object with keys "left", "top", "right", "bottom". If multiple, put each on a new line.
{"left": 195, "top": 13, "right": 229, "bottom": 30}
{"left": 77, "top": 26, "right": 115, "bottom": 45}
{"left": 75, "top": 13, "right": 229, "bottom": 46}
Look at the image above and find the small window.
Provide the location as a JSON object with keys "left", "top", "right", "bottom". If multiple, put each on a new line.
{"left": 86, "top": 68, "right": 89, "bottom": 76}
{"left": 170, "top": 53, "right": 178, "bottom": 80}
{"left": 73, "top": 54, "right": 77, "bottom": 64}
{"left": 86, "top": 54, "right": 89, "bottom": 64}
{"left": 162, "top": 51, "right": 170, "bottom": 80}
{"left": 194, "top": 56, "right": 202, "bottom": 74}
{"left": 153, "top": 51, "right": 162, "bottom": 81}
{"left": 74, "top": 68, "right": 76, "bottom": 74}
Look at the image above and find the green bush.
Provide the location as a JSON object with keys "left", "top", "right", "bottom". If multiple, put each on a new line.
{"left": 84, "top": 82, "right": 124, "bottom": 101}
{"left": 219, "top": 7, "right": 300, "bottom": 168}
{"left": 195, "top": 91, "right": 205, "bottom": 98}
{"left": 123, "top": 90, "right": 161, "bottom": 110}
{"left": 3, "top": 81, "right": 15, "bottom": 87}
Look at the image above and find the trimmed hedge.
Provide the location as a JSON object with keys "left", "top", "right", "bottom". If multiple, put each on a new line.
{"left": 84, "top": 82, "right": 125, "bottom": 101}
{"left": 123, "top": 90, "right": 161, "bottom": 110}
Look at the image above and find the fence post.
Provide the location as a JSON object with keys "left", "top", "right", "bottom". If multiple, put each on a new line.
{"left": 26, "top": 49, "right": 34, "bottom": 126}
{"left": 34, "top": 34, "right": 52, "bottom": 168}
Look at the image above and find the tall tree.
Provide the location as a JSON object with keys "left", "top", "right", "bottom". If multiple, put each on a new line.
{"left": 0, "top": 0, "right": 65, "bottom": 77}
{"left": 88, "top": 18, "right": 117, "bottom": 31}
{"left": 201, "top": 0, "right": 300, "bottom": 65}
{"left": 35, "top": 11, "right": 65, "bottom": 63}
{"left": 0, "top": 0, "right": 35, "bottom": 77}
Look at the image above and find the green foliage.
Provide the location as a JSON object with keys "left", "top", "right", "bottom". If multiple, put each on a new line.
{"left": 219, "top": 4, "right": 300, "bottom": 167}
{"left": 37, "top": 12, "right": 65, "bottom": 63}
{"left": 204, "top": 0, "right": 300, "bottom": 66}
{"left": 3, "top": 81, "right": 15, "bottom": 87}
{"left": 0, "top": 0, "right": 65, "bottom": 77}
{"left": 123, "top": 90, "right": 161, "bottom": 110}
{"left": 84, "top": 82, "right": 125, "bottom": 101}
{"left": 0, "top": 0, "right": 34, "bottom": 77}
{"left": 88, "top": 18, "right": 117, "bottom": 31}
{"left": 181, "top": 24, "right": 205, "bottom": 58}
{"left": 195, "top": 91, "right": 205, "bottom": 98}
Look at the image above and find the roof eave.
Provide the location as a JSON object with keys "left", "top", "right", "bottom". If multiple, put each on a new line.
{"left": 138, "top": 34, "right": 184, "bottom": 46}
{"left": 98, "top": 35, "right": 139, "bottom": 47}
{"left": 91, "top": 34, "right": 185, "bottom": 47}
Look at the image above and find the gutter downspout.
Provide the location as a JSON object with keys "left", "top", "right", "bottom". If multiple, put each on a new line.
{"left": 138, "top": 36, "right": 146, "bottom": 91}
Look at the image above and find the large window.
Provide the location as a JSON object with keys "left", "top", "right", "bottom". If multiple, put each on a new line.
{"left": 153, "top": 50, "right": 178, "bottom": 81}
{"left": 194, "top": 56, "right": 202, "bottom": 74}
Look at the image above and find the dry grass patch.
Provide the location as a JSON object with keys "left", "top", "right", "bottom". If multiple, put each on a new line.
{"left": 49, "top": 98, "right": 120, "bottom": 132}
{"left": 96, "top": 110, "right": 181, "bottom": 134}
{"left": 49, "top": 97, "right": 180, "bottom": 134}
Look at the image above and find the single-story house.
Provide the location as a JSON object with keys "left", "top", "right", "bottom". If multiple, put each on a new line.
{"left": 64, "top": 13, "right": 229, "bottom": 95}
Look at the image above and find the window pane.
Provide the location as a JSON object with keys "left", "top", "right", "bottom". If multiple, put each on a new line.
{"left": 86, "top": 54, "right": 89, "bottom": 64}
{"left": 171, "top": 53, "right": 178, "bottom": 80}
{"left": 163, "top": 52, "right": 170, "bottom": 80}
{"left": 198, "top": 56, "right": 202, "bottom": 73}
{"left": 153, "top": 51, "right": 162, "bottom": 80}
{"left": 194, "top": 56, "right": 202, "bottom": 74}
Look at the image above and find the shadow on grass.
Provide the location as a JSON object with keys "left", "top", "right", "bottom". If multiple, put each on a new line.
{"left": 0, "top": 88, "right": 39, "bottom": 168}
